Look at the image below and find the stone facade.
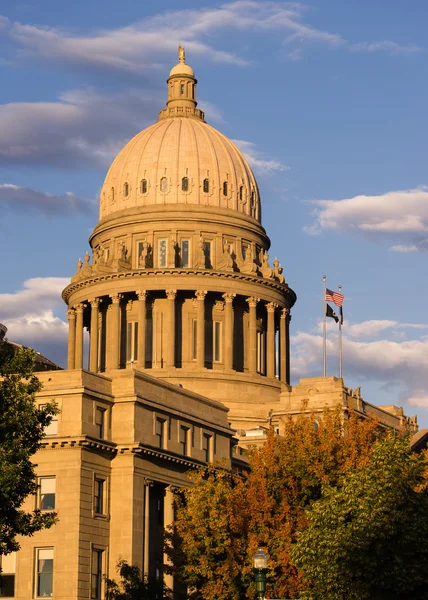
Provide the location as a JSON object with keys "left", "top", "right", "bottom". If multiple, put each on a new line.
{"left": 5, "top": 49, "right": 417, "bottom": 600}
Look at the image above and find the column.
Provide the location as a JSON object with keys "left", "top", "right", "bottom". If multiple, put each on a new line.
{"left": 163, "top": 485, "right": 177, "bottom": 593}
{"left": 195, "top": 290, "right": 207, "bottom": 368}
{"left": 67, "top": 308, "right": 76, "bottom": 370}
{"left": 109, "top": 293, "right": 122, "bottom": 370}
{"left": 280, "top": 308, "right": 289, "bottom": 384}
{"left": 74, "top": 303, "right": 85, "bottom": 369}
{"left": 246, "top": 297, "right": 259, "bottom": 375}
{"left": 165, "top": 290, "right": 177, "bottom": 368}
{"left": 89, "top": 298, "right": 100, "bottom": 373}
{"left": 222, "top": 293, "right": 235, "bottom": 370}
{"left": 137, "top": 291, "right": 147, "bottom": 369}
{"left": 143, "top": 478, "right": 154, "bottom": 577}
{"left": 286, "top": 310, "right": 291, "bottom": 385}
{"left": 266, "top": 302, "right": 278, "bottom": 378}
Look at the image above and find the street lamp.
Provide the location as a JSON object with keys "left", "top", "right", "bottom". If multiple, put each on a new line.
{"left": 253, "top": 547, "right": 268, "bottom": 600}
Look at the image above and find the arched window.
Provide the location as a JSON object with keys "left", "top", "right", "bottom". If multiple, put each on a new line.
{"left": 182, "top": 177, "right": 189, "bottom": 192}
{"left": 180, "top": 84, "right": 185, "bottom": 95}
{"left": 124, "top": 182, "right": 129, "bottom": 197}
{"left": 160, "top": 177, "right": 167, "bottom": 192}
{"left": 203, "top": 179, "right": 209, "bottom": 193}
{"left": 141, "top": 179, "right": 147, "bottom": 194}
{"left": 239, "top": 186, "right": 243, "bottom": 201}
{"left": 223, "top": 182, "right": 228, "bottom": 196}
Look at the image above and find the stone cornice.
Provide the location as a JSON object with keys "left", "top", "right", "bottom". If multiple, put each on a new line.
{"left": 120, "top": 442, "right": 208, "bottom": 469}
{"left": 62, "top": 268, "right": 297, "bottom": 304}
{"left": 40, "top": 436, "right": 117, "bottom": 453}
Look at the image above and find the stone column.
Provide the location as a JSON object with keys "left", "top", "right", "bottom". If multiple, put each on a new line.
{"left": 286, "top": 310, "right": 291, "bottom": 385}
{"left": 280, "top": 308, "right": 290, "bottom": 384}
{"left": 195, "top": 290, "right": 207, "bottom": 368}
{"left": 89, "top": 298, "right": 100, "bottom": 373}
{"left": 74, "top": 303, "right": 85, "bottom": 370}
{"left": 222, "top": 293, "right": 235, "bottom": 370}
{"left": 165, "top": 290, "right": 177, "bottom": 368}
{"left": 110, "top": 294, "right": 123, "bottom": 369}
{"left": 143, "top": 478, "right": 154, "bottom": 577}
{"left": 163, "top": 485, "right": 177, "bottom": 593}
{"left": 137, "top": 291, "right": 147, "bottom": 369}
{"left": 266, "top": 302, "right": 278, "bottom": 378}
{"left": 246, "top": 297, "right": 259, "bottom": 375}
{"left": 67, "top": 308, "right": 76, "bottom": 370}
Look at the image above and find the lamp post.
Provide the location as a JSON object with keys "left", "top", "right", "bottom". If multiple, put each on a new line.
{"left": 253, "top": 547, "right": 268, "bottom": 600}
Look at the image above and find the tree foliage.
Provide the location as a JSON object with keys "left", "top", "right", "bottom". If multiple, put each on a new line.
{"left": 105, "top": 560, "right": 171, "bottom": 600}
{"left": 292, "top": 435, "right": 428, "bottom": 600}
{"left": 167, "top": 408, "right": 381, "bottom": 600}
{"left": 0, "top": 345, "right": 57, "bottom": 556}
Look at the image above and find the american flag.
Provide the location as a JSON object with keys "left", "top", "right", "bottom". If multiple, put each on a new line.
{"left": 325, "top": 288, "right": 344, "bottom": 307}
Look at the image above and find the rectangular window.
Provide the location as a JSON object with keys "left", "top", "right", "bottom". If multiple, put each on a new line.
{"left": 157, "top": 238, "right": 167, "bottom": 268}
{"left": 257, "top": 331, "right": 265, "bottom": 375}
{"left": 40, "top": 404, "right": 58, "bottom": 436}
{"left": 202, "top": 433, "right": 212, "bottom": 463}
{"left": 213, "top": 321, "right": 221, "bottom": 363}
{"left": 155, "top": 418, "right": 166, "bottom": 448}
{"left": 35, "top": 548, "right": 53, "bottom": 598}
{"left": 37, "top": 477, "right": 56, "bottom": 511}
{"left": 242, "top": 244, "right": 248, "bottom": 260}
{"left": 204, "top": 240, "right": 212, "bottom": 268}
{"left": 179, "top": 425, "right": 189, "bottom": 456}
{"left": 95, "top": 408, "right": 106, "bottom": 439}
{"left": 126, "top": 321, "right": 139, "bottom": 362}
{"left": 192, "top": 319, "right": 197, "bottom": 361}
{"left": 180, "top": 239, "right": 190, "bottom": 267}
{"left": 94, "top": 478, "right": 105, "bottom": 515}
{"left": 91, "top": 549, "right": 103, "bottom": 600}
{"left": 0, "top": 552, "right": 16, "bottom": 598}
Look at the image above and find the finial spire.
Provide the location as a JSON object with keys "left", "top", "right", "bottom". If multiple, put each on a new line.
{"left": 178, "top": 45, "right": 186, "bottom": 64}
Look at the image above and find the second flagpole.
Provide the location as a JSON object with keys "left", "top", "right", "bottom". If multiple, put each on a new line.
{"left": 323, "top": 275, "right": 327, "bottom": 377}
{"left": 338, "top": 284, "right": 343, "bottom": 379}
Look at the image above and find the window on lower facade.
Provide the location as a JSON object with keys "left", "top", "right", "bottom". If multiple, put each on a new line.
{"left": 202, "top": 433, "right": 212, "bottom": 463}
{"left": 0, "top": 552, "right": 16, "bottom": 598}
{"left": 213, "top": 321, "right": 221, "bottom": 363}
{"left": 40, "top": 404, "right": 58, "bottom": 436}
{"left": 126, "top": 321, "right": 139, "bottom": 362}
{"left": 37, "top": 476, "right": 56, "bottom": 511}
{"left": 155, "top": 418, "right": 166, "bottom": 448}
{"left": 157, "top": 238, "right": 167, "bottom": 268}
{"left": 35, "top": 548, "right": 54, "bottom": 598}
{"left": 180, "top": 239, "right": 190, "bottom": 267}
{"left": 179, "top": 425, "right": 190, "bottom": 455}
{"left": 94, "top": 478, "right": 105, "bottom": 515}
{"left": 91, "top": 549, "right": 103, "bottom": 600}
{"left": 95, "top": 407, "right": 106, "bottom": 439}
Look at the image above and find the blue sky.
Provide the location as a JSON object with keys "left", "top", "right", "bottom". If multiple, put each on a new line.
{"left": 1, "top": 1, "right": 427, "bottom": 424}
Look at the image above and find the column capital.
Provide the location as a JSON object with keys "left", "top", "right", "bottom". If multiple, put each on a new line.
{"left": 246, "top": 296, "right": 260, "bottom": 308}
{"left": 137, "top": 290, "right": 148, "bottom": 301}
{"left": 67, "top": 308, "right": 76, "bottom": 321}
{"left": 110, "top": 293, "right": 123, "bottom": 304}
{"left": 164, "top": 485, "right": 180, "bottom": 495}
{"left": 195, "top": 290, "right": 207, "bottom": 301}
{"left": 266, "top": 302, "right": 278, "bottom": 313}
{"left": 144, "top": 478, "right": 155, "bottom": 487}
{"left": 281, "top": 307, "right": 290, "bottom": 319}
{"left": 166, "top": 289, "right": 177, "bottom": 300}
{"left": 74, "top": 302, "right": 86, "bottom": 314}
{"left": 222, "top": 293, "right": 236, "bottom": 304}
{"left": 89, "top": 298, "right": 101, "bottom": 308}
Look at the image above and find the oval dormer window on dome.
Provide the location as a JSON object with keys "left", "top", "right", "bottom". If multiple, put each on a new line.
{"left": 160, "top": 177, "right": 168, "bottom": 192}
{"left": 141, "top": 179, "right": 148, "bottom": 194}
{"left": 182, "top": 177, "right": 189, "bottom": 192}
{"left": 203, "top": 179, "right": 209, "bottom": 193}
{"left": 223, "top": 182, "right": 228, "bottom": 196}
{"left": 124, "top": 182, "right": 129, "bottom": 197}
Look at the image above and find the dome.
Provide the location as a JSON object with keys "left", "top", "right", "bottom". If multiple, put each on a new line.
{"left": 100, "top": 117, "right": 261, "bottom": 222}
{"left": 99, "top": 46, "right": 261, "bottom": 223}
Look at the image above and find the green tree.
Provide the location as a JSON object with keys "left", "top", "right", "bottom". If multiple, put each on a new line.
{"left": 105, "top": 560, "right": 171, "bottom": 600}
{"left": 0, "top": 345, "right": 57, "bottom": 557}
{"left": 292, "top": 435, "right": 428, "bottom": 600}
{"left": 168, "top": 409, "right": 381, "bottom": 600}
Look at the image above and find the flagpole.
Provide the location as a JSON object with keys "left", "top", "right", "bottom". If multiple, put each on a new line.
{"left": 338, "top": 284, "right": 343, "bottom": 379}
{"left": 323, "top": 275, "right": 327, "bottom": 377}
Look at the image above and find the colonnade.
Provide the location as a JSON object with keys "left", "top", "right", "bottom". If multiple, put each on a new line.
{"left": 67, "top": 289, "right": 291, "bottom": 384}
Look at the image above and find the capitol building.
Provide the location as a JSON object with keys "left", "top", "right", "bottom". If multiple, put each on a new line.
{"left": 4, "top": 49, "right": 417, "bottom": 600}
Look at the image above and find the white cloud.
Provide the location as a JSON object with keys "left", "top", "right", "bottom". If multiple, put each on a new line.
{"left": 233, "top": 139, "right": 288, "bottom": 174}
{"left": 0, "top": 277, "right": 68, "bottom": 320}
{"left": 292, "top": 319, "right": 428, "bottom": 411}
{"left": 351, "top": 40, "right": 423, "bottom": 55}
{"left": 305, "top": 187, "right": 428, "bottom": 252}
{"left": 0, "top": 184, "right": 93, "bottom": 215}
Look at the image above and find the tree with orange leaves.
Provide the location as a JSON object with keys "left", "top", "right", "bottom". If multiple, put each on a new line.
{"left": 167, "top": 408, "right": 381, "bottom": 600}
